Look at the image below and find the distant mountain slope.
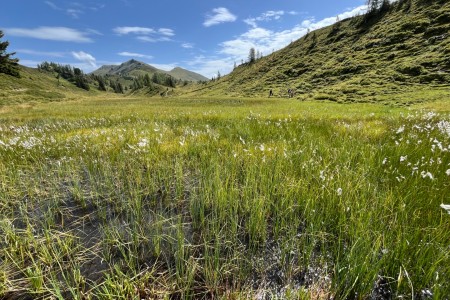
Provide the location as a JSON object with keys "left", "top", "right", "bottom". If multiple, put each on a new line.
{"left": 92, "top": 59, "right": 208, "bottom": 82}
{"left": 168, "top": 67, "right": 208, "bottom": 82}
{"left": 188, "top": 0, "right": 450, "bottom": 104}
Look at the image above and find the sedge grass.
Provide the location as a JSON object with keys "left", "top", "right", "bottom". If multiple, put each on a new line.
{"left": 0, "top": 97, "right": 449, "bottom": 299}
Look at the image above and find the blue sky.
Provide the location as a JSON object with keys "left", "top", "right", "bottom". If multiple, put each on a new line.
{"left": 1, "top": 0, "right": 368, "bottom": 77}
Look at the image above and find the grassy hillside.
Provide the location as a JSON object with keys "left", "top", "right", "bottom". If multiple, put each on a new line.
{"left": 168, "top": 67, "right": 209, "bottom": 82}
{"left": 186, "top": 0, "right": 450, "bottom": 104}
{"left": 0, "top": 66, "right": 102, "bottom": 106}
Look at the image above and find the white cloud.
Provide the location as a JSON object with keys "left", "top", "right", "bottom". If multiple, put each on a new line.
{"left": 72, "top": 51, "right": 97, "bottom": 68}
{"left": 67, "top": 8, "right": 83, "bottom": 19}
{"left": 182, "top": 43, "right": 194, "bottom": 49}
{"left": 136, "top": 36, "right": 171, "bottom": 43}
{"left": 113, "top": 26, "right": 155, "bottom": 35}
{"left": 136, "top": 36, "right": 157, "bottom": 42}
{"left": 203, "top": 7, "right": 237, "bottom": 27}
{"left": 118, "top": 52, "right": 153, "bottom": 59}
{"left": 186, "top": 55, "right": 234, "bottom": 78}
{"left": 16, "top": 49, "right": 65, "bottom": 57}
{"left": 114, "top": 26, "right": 175, "bottom": 42}
{"left": 4, "top": 27, "right": 94, "bottom": 43}
{"left": 242, "top": 28, "right": 272, "bottom": 40}
{"left": 158, "top": 28, "right": 175, "bottom": 37}
{"left": 244, "top": 10, "right": 298, "bottom": 28}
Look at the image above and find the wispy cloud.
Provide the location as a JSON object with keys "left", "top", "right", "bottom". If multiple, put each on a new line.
{"left": 16, "top": 49, "right": 65, "bottom": 57}
{"left": 244, "top": 10, "right": 299, "bottom": 28}
{"left": 118, "top": 51, "right": 153, "bottom": 59}
{"left": 182, "top": 43, "right": 194, "bottom": 49}
{"left": 44, "top": 1, "right": 104, "bottom": 19}
{"left": 203, "top": 7, "right": 237, "bottom": 27}
{"left": 114, "top": 26, "right": 175, "bottom": 42}
{"left": 4, "top": 26, "right": 94, "bottom": 43}
{"left": 113, "top": 26, "right": 155, "bottom": 35}
{"left": 186, "top": 55, "right": 234, "bottom": 78}
{"left": 72, "top": 51, "right": 97, "bottom": 68}
{"left": 66, "top": 8, "right": 83, "bottom": 19}
{"left": 44, "top": 1, "right": 61, "bottom": 10}
{"left": 158, "top": 28, "right": 175, "bottom": 37}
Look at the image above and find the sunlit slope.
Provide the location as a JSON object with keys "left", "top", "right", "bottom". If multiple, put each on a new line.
{"left": 187, "top": 0, "right": 450, "bottom": 103}
{"left": 0, "top": 66, "right": 101, "bottom": 106}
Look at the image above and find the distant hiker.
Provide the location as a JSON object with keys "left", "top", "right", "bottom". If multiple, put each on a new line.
{"left": 269, "top": 89, "right": 273, "bottom": 97}
{"left": 288, "top": 89, "right": 294, "bottom": 98}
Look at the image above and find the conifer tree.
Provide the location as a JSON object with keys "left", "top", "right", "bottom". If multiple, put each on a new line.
{"left": 248, "top": 47, "right": 256, "bottom": 64}
{"left": 144, "top": 73, "right": 151, "bottom": 87}
{"left": 0, "top": 30, "right": 20, "bottom": 77}
{"left": 97, "top": 76, "right": 107, "bottom": 91}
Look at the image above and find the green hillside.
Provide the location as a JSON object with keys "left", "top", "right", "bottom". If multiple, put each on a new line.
{"left": 0, "top": 65, "right": 101, "bottom": 106}
{"left": 186, "top": 0, "right": 450, "bottom": 104}
{"left": 168, "top": 66, "right": 209, "bottom": 82}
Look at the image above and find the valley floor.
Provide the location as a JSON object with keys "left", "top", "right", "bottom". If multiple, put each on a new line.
{"left": 0, "top": 97, "right": 449, "bottom": 299}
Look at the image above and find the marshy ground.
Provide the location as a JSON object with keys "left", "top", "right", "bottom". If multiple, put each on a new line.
{"left": 0, "top": 97, "right": 449, "bottom": 299}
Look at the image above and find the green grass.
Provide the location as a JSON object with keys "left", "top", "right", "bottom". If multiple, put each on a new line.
{"left": 0, "top": 96, "right": 449, "bottom": 299}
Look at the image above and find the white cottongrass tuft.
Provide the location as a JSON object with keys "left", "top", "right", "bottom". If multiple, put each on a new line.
{"left": 421, "top": 171, "right": 434, "bottom": 180}
{"left": 137, "top": 138, "right": 148, "bottom": 148}
{"left": 440, "top": 204, "right": 450, "bottom": 214}
{"left": 337, "top": 188, "right": 343, "bottom": 196}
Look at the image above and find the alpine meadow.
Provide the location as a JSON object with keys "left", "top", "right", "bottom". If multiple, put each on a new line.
{"left": 1, "top": 0, "right": 450, "bottom": 299}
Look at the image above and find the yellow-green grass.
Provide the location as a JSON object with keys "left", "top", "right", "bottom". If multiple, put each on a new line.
{"left": 0, "top": 96, "right": 449, "bottom": 299}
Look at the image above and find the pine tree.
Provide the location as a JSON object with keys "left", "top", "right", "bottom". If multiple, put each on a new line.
{"left": 116, "top": 82, "right": 124, "bottom": 94}
{"left": 248, "top": 48, "right": 256, "bottom": 64}
{"left": 97, "top": 76, "right": 107, "bottom": 91}
{"left": 144, "top": 73, "right": 151, "bottom": 87}
{"left": 0, "top": 30, "right": 20, "bottom": 77}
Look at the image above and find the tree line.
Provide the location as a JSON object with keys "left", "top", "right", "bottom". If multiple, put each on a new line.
{"left": 37, "top": 61, "right": 92, "bottom": 91}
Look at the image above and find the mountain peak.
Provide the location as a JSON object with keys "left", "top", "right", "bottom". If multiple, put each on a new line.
{"left": 91, "top": 60, "right": 208, "bottom": 82}
{"left": 124, "top": 59, "right": 143, "bottom": 66}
